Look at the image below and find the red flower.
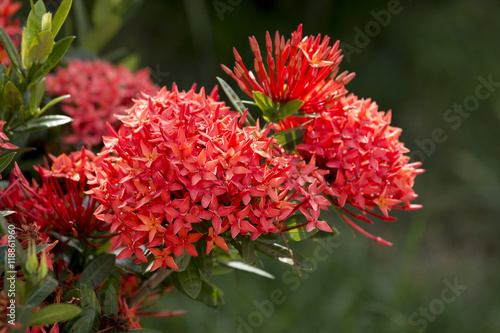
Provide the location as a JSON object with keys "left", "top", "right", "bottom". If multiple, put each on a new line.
{"left": 1, "top": 148, "right": 108, "bottom": 241}
{"left": 276, "top": 94, "right": 424, "bottom": 245}
{"left": 0, "top": 0, "right": 22, "bottom": 66}
{"left": 90, "top": 84, "right": 331, "bottom": 267}
{"left": 46, "top": 59, "right": 158, "bottom": 146}
{"left": 222, "top": 24, "right": 354, "bottom": 113}
{"left": 149, "top": 247, "right": 179, "bottom": 272}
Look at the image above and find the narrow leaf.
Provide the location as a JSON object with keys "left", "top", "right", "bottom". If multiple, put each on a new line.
{"left": 178, "top": 261, "right": 202, "bottom": 298}
{"left": 0, "top": 211, "right": 16, "bottom": 217}
{"left": 80, "top": 284, "right": 101, "bottom": 314}
{"left": 222, "top": 261, "right": 275, "bottom": 279}
{"left": 0, "top": 27, "right": 22, "bottom": 70}
{"left": 13, "top": 115, "right": 72, "bottom": 134}
{"left": 66, "top": 305, "right": 95, "bottom": 333}
{"left": 216, "top": 77, "right": 247, "bottom": 114}
{"left": 28, "top": 304, "right": 81, "bottom": 326}
{"left": 38, "top": 94, "right": 70, "bottom": 115}
{"left": 51, "top": 0, "right": 73, "bottom": 37}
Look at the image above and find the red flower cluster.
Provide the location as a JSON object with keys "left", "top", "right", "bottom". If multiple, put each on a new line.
{"left": 1, "top": 148, "right": 108, "bottom": 241}
{"left": 89, "top": 84, "right": 331, "bottom": 270}
{"left": 46, "top": 59, "right": 158, "bottom": 146}
{"left": 0, "top": 0, "right": 22, "bottom": 66}
{"left": 222, "top": 24, "right": 355, "bottom": 113}
{"left": 225, "top": 25, "right": 423, "bottom": 245}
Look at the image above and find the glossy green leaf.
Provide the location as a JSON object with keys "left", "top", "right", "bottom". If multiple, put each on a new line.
{"left": 0, "top": 27, "right": 22, "bottom": 70}
{"left": 222, "top": 261, "right": 275, "bottom": 279}
{"left": 255, "top": 241, "right": 312, "bottom": 270}
{"left": 194, "top": 280, "right": 225, "bottom": 309}
{"left": 279, "top": 99, "right": 304, "bottom": 118}
{"left": 217, "top": 77, "right": 254, "bottom": 123}
{"left": 174, "top": 250, "right": 191, "bottom": 272}
{"left": 28, "top": 304, "right": 81, "bottom": 326}
{"left": 29, "top": 77, "right": 46, "bottom": 115}
{"left": 32, "top": 0, "right": 47, "bottom": 25}
{"left": 241, "top": 236, "right": 255, "bottom": 264}
{"left": 178, "top": 261, "right": 202, "bottom": 298}
{"left": 78, "top": 254, "right": 115, "bottom": 288}
{"left": 27, "top": 31, "right": 54, "bottom": 65}
{"left": 3, "top": 81, "right": 23, "bottom": 111}
{"left": 282, "top": 214, "right": 318, "bottom": 242}
{"left": 0, "top": 152, "right": 16, "bottom": 174}
{"left": 66, "top": 305, "right": 95, "bottom": 333}
{"left": 13, "top": 115, "right": 72, "bottom": 134}
{"left": 253, "top": 91, "right": 275, "bottom": 120}
{"left": 29, "top": 36, "right": 74, "bottom": 88}
{"left": 80, "top": 284, "right": 101, "bottom": 314}
{"left": 193, "top": 241, "right": 213, "bottom": 280}
{"left": 51, "top": 0, "right": 72, "bottom": 37}
{"left": 104, "top": 285, "right": 118, "bottom": 315}
{"left": 0, "top": 211, "right": 15, "bottom": 217}
{"left": 38, "top": 94, "right": 70, "bottom": 116}
{"left": 26, "top": 277, "right": 58, "bottom": 307}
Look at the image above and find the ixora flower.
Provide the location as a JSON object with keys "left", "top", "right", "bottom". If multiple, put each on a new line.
{"left": 275, "top": 94, "right": 424, "bottom": 245}
{"left": 222, "top": 24, "right": 355, "bottom": 115}
{"left": 1, "top": 148, "right": 109, "bottom": 241}
{"left": 0, "top": 0, "right": 22, "bottom": 66}
{"left": 89, "top": 84, "right": 331, "bottom": 270}
{"left": 46, "top": 59, "right": 158, "bottom": 146}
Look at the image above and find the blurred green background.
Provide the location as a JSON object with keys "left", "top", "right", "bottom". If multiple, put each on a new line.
{"left": 18, "top": 0, "right": 500, "bottom": 332}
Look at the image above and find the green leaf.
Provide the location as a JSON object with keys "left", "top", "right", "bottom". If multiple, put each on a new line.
{"left": 104, "top": 285, "right": 118, "bottom": 315}
{"left": 174, "top": 250, "right": 191, "bottom": 272}
{"left": 279, "top": 99, "right": 304, "bottom": 119}
{"left": 0, "top": 211, "right": 16, "bottom": 217}
{"left": 253, "top": 91, "right": 276, "bottom": 121}
{"left": 29, "top": 36, "right": 74, "bottom": 88}
{"left": 0, "top": 27, "right": 23, "bottom": 70}
{"left": 241, "top": 236, "right": 255, "bottom": 264}
{"left": 255, "top": 241, "right": 312, "bottom": 270}
{"left": 62, "top": 288, "right": 80, "bottom": 302}
{"left": 13, "top": 115, "right": 72, "bottom": 134}
{"left": 194, "top": 280, "right": 225, "bottom": 309}
{"left": 3, "top": 81, "right": 23, "bottom": 111}
{"left": 0, "top": 152, "right": 16, "bottom": 174}
{"left": 38, "top": 94, "right": 70, "bottom": 116}
{"left": 80, "top": 284, "right": 101, "bottom": 314}
{"left": 33, "top": 0, "right": 47, "bottom": 25}
{"left": 26, "top": 277, "right": 58, "bottom": 306}
{"left": 27, "top": 31, "right": 54, "bottom": 65}
{"left": 78, "top": 254, "right": 115, "bottom": 288}
{"left": 216, "top": 77, "right": 250, "bottom": 117}
{"left": 29, "top": 77, "right": 46, "bottom": 115}
{"left": 193, "top": 242, "right": 212, "bottom": 280}
{"left": 222, "top": 261, "right": 275, "bottom": 279}
{"left": 66, "top": 305, "right": 95, "bottom": 333}
{"left": 28, "top": 304, "right": 81, "bottom": 326}
{"left": 51, "top": 0, "right": 72, "bottom": 37}
{"left": 178, "top": 261, "right": 202, "bottom": 298}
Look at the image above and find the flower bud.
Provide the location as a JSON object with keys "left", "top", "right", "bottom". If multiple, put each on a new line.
{"left": 41, "top": 13, "right": 52, "bottom": 31}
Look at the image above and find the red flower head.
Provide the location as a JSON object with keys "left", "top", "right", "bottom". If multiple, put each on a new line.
{"left": 1, "top": 148, "right": 108, "bottom": 242}
{"left": 46, "top": 59, "right": 158, "bottom": 146}
{"left": 0, "top": 0, "right": 22, "bottom": 66}
{"left": 276, "top": 94, "right": 424, "bottom": 245}
{"left": 222, "top": 24, "right": 355, "bottom": 114}
{"left": 89, "top": 84, "right": 331, "bottom": 269}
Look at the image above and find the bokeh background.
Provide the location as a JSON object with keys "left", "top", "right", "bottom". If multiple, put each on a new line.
{"left": 16, "top": 0, "right": 500, "bottom": 332}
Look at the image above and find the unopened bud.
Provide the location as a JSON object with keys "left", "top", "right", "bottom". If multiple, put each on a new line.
{"left": 41, "top": 13, "right": 52, "bottom": 31}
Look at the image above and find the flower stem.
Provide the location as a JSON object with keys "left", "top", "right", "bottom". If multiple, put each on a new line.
{"left": 128, "top": 268, "right": 172, "bottom": 308}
